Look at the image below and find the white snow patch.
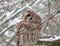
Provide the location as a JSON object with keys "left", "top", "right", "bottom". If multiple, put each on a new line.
{"left": 4, "top": 31, "right": 15, "bottom": 37}
{"left": 5, "top": 9, "right": 17, "bottom": 19}
{"left": 39, "top": 35, "right": 60, "bottom": 42}
{"left": 9, "top": 18, "right": 22, "bottom": 26}
{"left": 5, "top": 12, "right": 12, "bottom": 19}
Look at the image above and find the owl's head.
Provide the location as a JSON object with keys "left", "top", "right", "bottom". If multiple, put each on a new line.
{"left": 23, "top": 10, "right": 41, "bottom": 24}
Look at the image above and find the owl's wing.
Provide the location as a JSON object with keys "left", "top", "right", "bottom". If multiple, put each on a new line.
{"left": 17, "top": 21, "right": 37, "bottom": 45}
{"left": 17, "top": 21, "right": 36, "bottom": 32}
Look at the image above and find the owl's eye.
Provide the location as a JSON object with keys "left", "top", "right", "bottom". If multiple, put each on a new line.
{"left": 25, "top": 13, "right": 32, "bottom": 20}
{"left": 26, "top": 14, "right": 31, "bottom": 17}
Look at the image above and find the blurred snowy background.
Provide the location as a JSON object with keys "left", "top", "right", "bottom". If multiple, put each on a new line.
{"left": 0, "top": 0, "right": 60, "bottom": 46}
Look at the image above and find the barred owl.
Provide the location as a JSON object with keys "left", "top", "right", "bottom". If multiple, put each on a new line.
{"left": 17, "top": 10, "right": 42, "bottom": 46}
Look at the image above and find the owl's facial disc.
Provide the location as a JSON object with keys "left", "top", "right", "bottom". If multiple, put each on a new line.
{"left": 24, "top": 12, "right": 32, "bottom": 21}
